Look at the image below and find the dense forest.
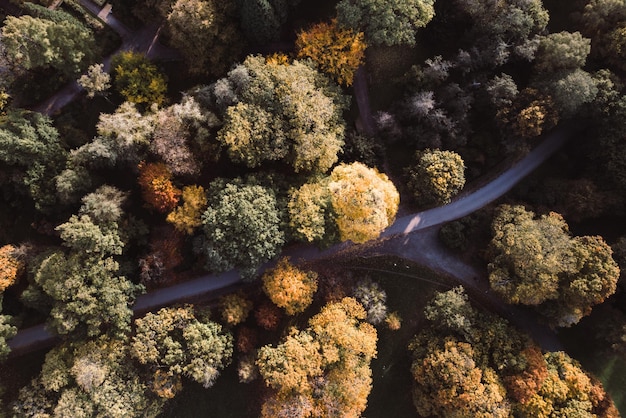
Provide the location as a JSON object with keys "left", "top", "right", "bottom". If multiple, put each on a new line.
{"left": 0, "top": 0, "right": 625, "bottom": 416}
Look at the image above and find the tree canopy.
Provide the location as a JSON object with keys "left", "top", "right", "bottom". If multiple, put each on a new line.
{"left": 488, "top": 205, "right": 619, "bottom": 326}
{"left": 1, "top": 5, "right": 96, "bottom": 76}
{"left": 336, "top": 0, "right": 435, "bottom": 46}
{"left": 262, "top": 258, "right": 318, "bottom": 315}
{"left": 406, "top": 149, "right": 466, "bottom": 206}
{"left": 131, "top": 306, "right": 233, "bottom": 395}
{"left": 257, "top": 297, "right": 377, "bottom": 417}
{"left": 210, "top": 55, "right": 348, "bottom": 173}
{"left": 199, "top": 178, "right": 285, "bottom": 279}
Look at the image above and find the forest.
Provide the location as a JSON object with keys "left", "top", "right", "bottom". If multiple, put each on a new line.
{"left": 0, "top": 0, "right": 625, "bottom": 416}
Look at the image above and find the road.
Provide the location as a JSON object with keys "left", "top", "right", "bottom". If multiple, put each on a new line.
{"left": 7, "top": 122, "right": 574, "bottom": 356}
{"left": 32, "top": 0, "right": 181, "bottom": 115}
{"left": 7, "top": 1, "right": 575, "bottom": 356}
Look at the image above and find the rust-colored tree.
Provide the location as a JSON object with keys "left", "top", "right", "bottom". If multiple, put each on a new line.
{"left": 137, "top": 162, "right": 181, "bottom": 213}
{"left": 262, "top": 258, "right": 318, "bottom": 315}
{"left": 296, "top": 19, "right": 366, "bottom": 86}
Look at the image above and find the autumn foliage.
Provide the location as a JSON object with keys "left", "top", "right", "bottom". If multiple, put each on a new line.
{"left": 166, "top": 185, "right": 208, "bottom": 234}
{"left": 262, "top": 258, "right": 318, "bottom": 315}
{"left": 296, "top": 19, "right": 366, "bottom": 86}
{"left": 0, "top": 245, "right": 22, "bottom": 291}
{"left": 137, "top": 162, "right": 181, "bottom": 213}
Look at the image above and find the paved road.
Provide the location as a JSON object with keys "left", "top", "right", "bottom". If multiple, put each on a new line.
{"left": 32, "top": 0, "right": 180, "bottom": 115}
{"left": 7, "top": 122, "right": 575, "bottom": 356}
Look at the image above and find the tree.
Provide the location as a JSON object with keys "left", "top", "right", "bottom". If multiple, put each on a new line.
{"left": 151, "top": 105, "right": 200, "bottom": 177}
{"left": 71, "top": 102, "right": 155, "bottom": 168}
{"left": 0, "top": 296, "right": 16, "bottom": 361}
{"left": 329, "top": 162, "right": 400, "bottom": 243}
{"left": 411, "top": 338, "right": 511, "bottom": 418}
{"left": 534, "top": 32, "right": 591, "bottom": 74}
{"left": 539, "top": 69, "right": 598, "bottom": 118}
{"left": 78, "top": 185, "right": 127, "bottom": 225}
{"left": 262, "top": 258, "right": 318, "bottom": 315}
{"left": 200, "top": 178, "right": 285, "bottom": 279}
{"left": 1, "top": 7, "right": 96, "bottom": 76}
{"left": 78, "top": 64, "right": 111, "bottom": 98}
{"left": 336, "top": 0, "right": 435, "bottom": 46}
{"left": 488, "top": 205, "right": 619, "bottom": 326}
{"left": 12, "top": 338, "right": 164, "bottom": 417}
{"left": 0, "top": 244, "right": 23, "bottom": 292}
{"left": 237, "top": 0, "right": 300, "bottom": 45}
{"left": 352, "top": 278, "right": 388, "bottom": 324}
{"left": 213, "top": 56, "right": 348, "bottom": 173}
{"left": 165, "top": 0, "right": 244, "bottom": 76}
{"left": 219, "top": 292, "right": 253, "bottom": 326}
{"left": 131, "top": 306, "right": 233, "bottom": 394}
{"left": 296, "top": 19, "right": 366, "bottom": 86}
{"left": 166, "top": 185, "right": 208, "bottom": 234}
{"left": 406, "top": 149, "right": 466, "bottom": 206}
{"left": 516, "top": 352, "right": 619, "bottom": 418}
{"left": 257, "top": 297, "right": 377, "bottom": 417}
{"left": 111, "top": 52, "right": 167, "bottom": 107}
{"left": 137, "top": 162, "right": 181, "bottom": 213}
{"left": 0, "top": 110, "right": 67, "bottom": 212}
{"left": 287, "top": 179, "right": 339, "bottom": 245}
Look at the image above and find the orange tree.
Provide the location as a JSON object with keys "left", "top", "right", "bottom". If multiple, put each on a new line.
{"left": 262, "top": 257, "right": 318, "bottom": 315}
{"left": 137, "top": 162, "right": 181, "bottom": 213}
{"left": 296, "top": 19, "right": 366, "bottom": 86}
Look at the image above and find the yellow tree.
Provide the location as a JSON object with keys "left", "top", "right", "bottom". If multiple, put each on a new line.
{"left": 296, "top": 19, "right": 366, "bottom": 86}
{"left": 262, "top": 258, "right": 318, "bottom": 315}
{"left": 329, "top": 162, "right": 399, "bottom": 243}
{"left": 166, "top": 185, "right": 208, "bottom": 234}
{"left": 257, "top": 298, "right": 377, "bottom": 417}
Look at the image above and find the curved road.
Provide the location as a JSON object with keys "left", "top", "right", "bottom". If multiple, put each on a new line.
{"left": 7, "top": 122, "right": 576, "bottom": 356}
{"left": 32, "top": 0, "right": 181, "bottom": 115}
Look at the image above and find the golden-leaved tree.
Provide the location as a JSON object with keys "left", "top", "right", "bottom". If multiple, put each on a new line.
{"left": 257, "top": 297, "right": 377, "bottom": 417}
{"left": 262, "top": 258, "right": 318, "bottom": 315}
{"left": 296, "top": 19, "right": 366, "bottom": 86}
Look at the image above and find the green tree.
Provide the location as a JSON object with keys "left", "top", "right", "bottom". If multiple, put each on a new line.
{"left": 12, "top": 337, "right": 164, "bottom": 417}
{"left": 237, "top": 0, "right": 300, "bottom": 45}
{"left": 200, "top": 178, "right": 285, "bottom": 279}
{"left": 78, "top": 64, "right": 111, "bottom": 98}
{"left": 488, "top": 205, "right": 619, "bottom": 326}
{"left": 406, "top": 149, "right": 466, "bottom": 206}
{"left": 262, "top": 258, "right": 318, "bottom": 315}
{"left": 336, "top": 0, "right": 435, "bottom": 46}
{"left": 131, "top": 306, "right": 233, "bottom": 395}
{"left": 213, "top": 55, "right": 348, "bottom": 173}
{"left": 1, "top": 6, "right": 96, "bottom": 76}
{"left": 0, "top": 110, "right": 67, "bottom": 212}
{"left": 534, "top": 32, "right": 591, "bottom": 74}
{"left": 166, "top": 0, "right": 244, "bottom": 76}
{"left": 287, "top": 179, "right": 338, "bottom": 245}
{"left": 111, "top": 52, "right": 167, "bottom": 107}
{"left": 0, "top": 296, "right": 16, "bottom": 361}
